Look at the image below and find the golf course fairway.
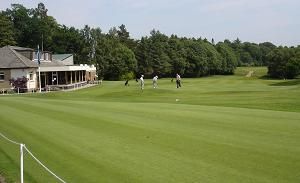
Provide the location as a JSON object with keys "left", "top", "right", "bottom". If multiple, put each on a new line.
{"left": 0, "top": 67, "right": 299, "bottom": 183}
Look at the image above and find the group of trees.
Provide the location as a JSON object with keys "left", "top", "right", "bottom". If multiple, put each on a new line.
{"left": 267, "top": 47, "right": 300, "bottom": 79}
{"left": 136, "top": 31, "right": 238, "bottom": 78}
{"left": 223, "top": 39, "right": 277, "bottom": 66}
{"left": 0, "top": 3, "right": 299, "bottom": 79}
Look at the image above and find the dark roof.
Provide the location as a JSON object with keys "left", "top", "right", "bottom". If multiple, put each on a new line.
{"left": 39, "top": 60, "right": 65, "bottom": 67}
{"left": 0, "top": 46, "right": 38, "bottom": 68}
{"left": 52, "top": 54, "right": 73, "bottom": 61}
{"left": 9, "top": 46, "right": 34, "bottom": 52}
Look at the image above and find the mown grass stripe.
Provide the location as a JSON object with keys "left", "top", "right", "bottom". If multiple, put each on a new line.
{"left": 0, "top": 67, "right": 299, "bottom": 182}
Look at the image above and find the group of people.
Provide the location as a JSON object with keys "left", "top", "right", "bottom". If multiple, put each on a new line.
{"left": 126, "top": 74, "right": 182, "bottom": 90}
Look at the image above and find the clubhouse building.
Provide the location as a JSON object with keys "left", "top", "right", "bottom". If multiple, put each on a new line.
{"left": 0, "top": 46, "right": 97, "bottom": 92}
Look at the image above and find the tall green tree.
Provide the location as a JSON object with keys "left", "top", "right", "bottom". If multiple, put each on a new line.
{"left": 4, "top": 4, "right": 32, "bottom": 47}
{"left": 183, "top": 39, "right": 208, "bottom": 77}
{"left": 267, "top": 47, "right": 300, "bottom": 79}
{"left": 168, "top": 35, "right": 187, "bottom": 75}
{"left": 259, "top": 42, "right": 276, "bottom": 65}
{"left": 101, "top": 42, "right": 137, "bottom": 80}
{"left": 216, "top": 42, "right": 238, "bottom": 74}
{"left": 0, "top": 13, "right": 16, "bottom": 46}
{"left": 31, "top": 3, "right": 58, "bottom": 50}
{"left": 243, "top": 42, "right": 262, "bottom": 65}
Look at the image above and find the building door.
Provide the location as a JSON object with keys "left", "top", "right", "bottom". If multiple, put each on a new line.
{"left": 52, "top": 72, "right": 58, "bottom": 85}
{"left": 41, "top": 73, "right": 46, "bottom": 89}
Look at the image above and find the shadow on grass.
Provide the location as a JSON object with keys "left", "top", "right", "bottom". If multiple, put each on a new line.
{"left": 270, "top": 79, "right": 300, "bottom": 86}
{"left": 257, "top": 75, "right": 300, "bottom": 86}
{"left": 258, "top": 75, "right": 273, "bottom": 80}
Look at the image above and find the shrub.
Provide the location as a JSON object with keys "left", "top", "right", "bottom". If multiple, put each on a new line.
{"left": 9, "top": 77, "right": 28, "bottom": 93}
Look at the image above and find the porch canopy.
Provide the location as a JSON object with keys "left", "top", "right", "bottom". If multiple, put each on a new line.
{"left": 39, "top": 65, "right": 94, "bottom": 88}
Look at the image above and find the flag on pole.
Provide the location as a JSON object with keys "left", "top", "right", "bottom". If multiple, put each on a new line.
{"left": 37, "top": 45, "right": 41, "bottom": 65}
{"left": 37, "top": 45, "right": 42, "bottom": 92}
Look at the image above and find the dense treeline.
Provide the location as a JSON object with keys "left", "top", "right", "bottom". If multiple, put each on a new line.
{"left": 0, "top": 3, "right": 299, "bottom": 79}
{"left": 267, "top": 46, "right": 300, "bottom": 79}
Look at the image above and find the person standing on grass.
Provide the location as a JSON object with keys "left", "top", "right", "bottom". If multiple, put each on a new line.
{"left": 176, "top": 73, "right": 181, "bottom": 88}
{"left": 140, "top": 75, "right": 144, "bottom": 90}
{"left": 153, "top": 76, "right": 158, "bottom": 88}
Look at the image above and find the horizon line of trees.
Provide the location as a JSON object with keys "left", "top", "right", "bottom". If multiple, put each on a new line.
{"left": 0, "top": 3, "right": 299, "bottom": 79}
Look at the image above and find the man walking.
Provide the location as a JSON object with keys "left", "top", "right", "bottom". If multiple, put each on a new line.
{"left": 153, "top": 76, "right": 158, "bottom": 88}
{"left": 140, "top": 75, "right": 144, "bottom": 90}
{"left": 176, "top": 73, "right": 181, "bottom": 88}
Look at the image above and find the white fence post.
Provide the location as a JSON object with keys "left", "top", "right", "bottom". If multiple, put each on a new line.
{"left": 20, "top": 144, "right": 24, "bottom": 183}
{"left": 1, "top": 133, "right": 67, "bottom": 183}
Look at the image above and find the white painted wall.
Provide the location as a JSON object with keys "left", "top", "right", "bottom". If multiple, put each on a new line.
{"left": 11, "top": 68, "right": 37, "bottom": 89}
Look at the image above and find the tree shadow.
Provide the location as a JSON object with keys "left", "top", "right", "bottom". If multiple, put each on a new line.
{"left": 270, "top": 79, "right": 300, "bottom": 86}
{"left": 258, "top": 75, "right": 273, "bottom": 80}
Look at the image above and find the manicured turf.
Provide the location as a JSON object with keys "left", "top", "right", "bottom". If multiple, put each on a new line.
{"left": 0, "top": 67, "right": 300, "bottom": 182}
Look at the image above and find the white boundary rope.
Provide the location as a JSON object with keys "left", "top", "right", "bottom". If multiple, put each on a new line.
{"left": 0, "top": 132, "right": 67, "bottom": 183}
{"left": 23, "top": 146, "right": 66, "bottom": 183}
{"left": 0, "top": 132, "right": 21, "bottom": 145}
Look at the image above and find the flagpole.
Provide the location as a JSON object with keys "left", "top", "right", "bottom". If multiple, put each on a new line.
{"left": 39, "top": 66, "right": 41, "bottom": 92}
{"left": 42, "top": 34, "right": 44, "bottom": 54}
{"left": 37, "top": 45, "right": 42, "bottom": 92}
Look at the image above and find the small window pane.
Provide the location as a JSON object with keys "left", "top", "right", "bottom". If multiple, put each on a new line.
{"left": 45, "top": 53, "right": 49, "bottom": 60}
{"left": 29, "top": 72, "right": 34, "bottom": 81}
{"left": 0, "top": 72, "right": 4, "bottom": 80}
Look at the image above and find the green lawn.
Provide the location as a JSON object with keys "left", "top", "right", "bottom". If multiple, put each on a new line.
{"left": 0, "top": 67, "right": 300, "bottom": 183}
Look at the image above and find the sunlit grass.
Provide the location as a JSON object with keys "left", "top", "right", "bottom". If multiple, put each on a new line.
{"left": 0, "top": 67, "right": 299, "bottom": 182}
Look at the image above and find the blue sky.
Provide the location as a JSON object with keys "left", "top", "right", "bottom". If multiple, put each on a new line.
{"left": 0, "top": 0, "right": 299, "bottom": 46}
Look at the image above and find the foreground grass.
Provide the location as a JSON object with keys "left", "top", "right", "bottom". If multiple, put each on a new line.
{"left": 0, "top": 67, "right": 299, "bottom": 182}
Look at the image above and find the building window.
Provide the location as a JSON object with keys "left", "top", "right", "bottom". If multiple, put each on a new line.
{"left": 33, "top": 51, "right": 43, "bottom": 61}
{"left": 0, "top": 72, "right": 4, "bottom": 81}
{"left": 45, "top": 53, "right": 49, "bottom": 60}
{"left": 29, "top": 72, "right": 34, "bottom": 81}
{"left": 34, "top": 52, "right": 39, "bottom": 60}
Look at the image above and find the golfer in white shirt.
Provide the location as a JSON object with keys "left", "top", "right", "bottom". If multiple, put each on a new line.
{"left": 140, "top": 75, "right": 144, "bottom": 90}
{"left": 153, "top": 76, "right": 158, "bottom": 88}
